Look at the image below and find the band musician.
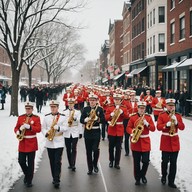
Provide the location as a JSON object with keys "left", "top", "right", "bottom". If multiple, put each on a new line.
{"left": 105, "top": 93, "right": 129, "bottom": 169}
{"left": 80, "top": 94, "right": 105, "bottom": 175}
{"left": 157, "top": 98, "right": 185, "bottom": 188}
{"left": 14, "top": 102, "right": 41, "bottom": 187}
{"left": 42, "top": 100, "right": 66, "bottom": 188}
{"left": 127, "top": 101, "right": 155, "bottom": 185}
{"left": 63, "top": 98, "right": 83, "bottom": 171}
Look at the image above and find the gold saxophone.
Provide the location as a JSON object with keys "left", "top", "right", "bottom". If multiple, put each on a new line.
{"left": 109, "top": 108, "right": 121, "bottom": 126}
{"left": 131, "top": 115, "right": 145, "bottom": 143}
{"left": 169, "top": 111, "right": 176, "bottom": 137}
{"left": 17, "top": 116, "right": 30, "bottom": 141}
{"left": 146, "top": 96, "right": 151, "bottom": 102}
{"left": 68, "top": 110, "right": 75, "bottom": 127}
{"left": 156, "top": 99, "right": 163, "bottom": 108}
{"left": 86, "top": 105, "right": 98, "bottom": 130}
{"left": 47, "top": 115, "right": 59, "bottom": 141}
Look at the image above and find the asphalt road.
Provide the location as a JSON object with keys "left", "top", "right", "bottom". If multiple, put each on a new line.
{"left": 9, "top": 138, "right": 180, "bottom": 192}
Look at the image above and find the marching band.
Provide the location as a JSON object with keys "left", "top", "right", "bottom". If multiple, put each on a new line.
{"left": 14, "top": 83, "right": 186, "bottom": 189}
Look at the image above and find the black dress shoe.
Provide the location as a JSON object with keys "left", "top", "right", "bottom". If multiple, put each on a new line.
{"left": 68, "top": 165, "right": 72, "bottom": 169}
{"left": 87, "top": 170, "right": 92, "bottom": 175}
{"left": 125, "top": 153, "right": 129, "bottom": 156}
{"left": 114, "top": 165, "right": 120, "bottom": 169}
{"left": 135, "top": 180, "right": 140, "bottom": 185}
{"left": 23, "top": 177, "right": 27, "bottom": 184}
{"left": 54, "top": 182, "right": 60, "bottom": 188}
{"left": 142, "top": 176, "right": 147, "bottom": 184}
{"left": 72, "top": 166, "right": 76, "bottom": 172}
{"left": 168, "top": 183, "right": 177, "bottom": 188}
{"left": 94, "top": 166, "right": 99, "bottom": 173}
{"left": 109, "top": 162, "right": 113, "bottom": 168}
{"left": 161, "top": 177, "right": 166, "bottom": 185}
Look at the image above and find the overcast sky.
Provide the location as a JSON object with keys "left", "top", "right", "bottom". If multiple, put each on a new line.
{"left": 73, "top": 0, "right": 125, "bottom": 61}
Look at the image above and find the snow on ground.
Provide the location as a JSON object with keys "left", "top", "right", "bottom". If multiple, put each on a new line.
{"left": 0, "top": 94, "right": 192, "bottom": 192}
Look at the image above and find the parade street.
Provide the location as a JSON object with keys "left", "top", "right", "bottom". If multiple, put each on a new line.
{"left": 9, "top": 138, "right": 179, "bottom": 192}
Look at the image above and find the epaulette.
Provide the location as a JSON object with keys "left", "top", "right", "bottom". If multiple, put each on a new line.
{"left": 32, "top": 114, "right": 38, "bottom": 117}
{"left": 45, "top": 113, "right": 51, "bottom": 116}
{"left": 130, "top": 113, "right": 137, "bottom": 117}
{"left": 59, "top": 113, "right": 65, "bottom": 116}
{"left": 120, "top": 104, "right": 126, "bottom": 108}
{"left": 20, "top": 114, "right": 26, "bottom": 117}
{"left": 145, "top": 113, "right": 150, "bottom": 116}
{"left": 175, "top": 112, "right": 181, "bottom": 115}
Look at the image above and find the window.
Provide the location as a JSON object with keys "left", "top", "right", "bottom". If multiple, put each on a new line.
{"left": 150, "top": 37, "right": 152, "bottom": 54}
{"left": 170, "top": 22, "right": 175, "bottom": 43}
{"left": 150, "top": 12, "right": 152, "bottom": 27}
{"left": 148, "top": 39, "right": 149, "bottom": 55}
{"left": 159, "top": 33, "right": 165, "bottom": 52}
{"left": 171, "top": 0, "right": 175, "bottom": 10}
{"left": 159, "top": 7, "right": 165, "bottom": 23}
{"left": 180, "top": 16, "right": 185, "bottom": 39}
{"left": 153, "top": 9, "right": 155, "bottom": 25}
{"left": 142, "top": 18, "right": 145, "bottom": 32}
{"left": 190, "top": 11, "right": 192, "bottom": 36}
{"left": 142, "top": 43, "right": 144, "bottom": 58}
{"left": 148, "top": 14, "right": 149, "bottom": 28}
{"left": 153, "top": 35, "right": 155, "bottom": 53}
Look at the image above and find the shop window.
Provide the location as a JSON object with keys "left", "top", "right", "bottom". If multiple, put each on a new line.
{"left": 159, "top": 33, "right": 165, "bottom": 52}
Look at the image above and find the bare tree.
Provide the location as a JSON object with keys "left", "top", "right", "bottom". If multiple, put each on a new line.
{"left": 0, "top": 0, "right": 86, "bottom": 116}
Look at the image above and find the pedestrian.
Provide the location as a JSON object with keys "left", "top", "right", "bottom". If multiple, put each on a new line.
{"left": 80, "top": 93, "right": 105, "bottom": 175}
{"left": 127, "top": 101, "right": 155, "bottom": 185}
{"left": 14, "top": 102, "right": 41, "bottom": 187}
{"left": 20, "top": 86, "right": 28, "bottom": 102}
{"left": 63, "top": 98, "right": 83, "bottom": 171}
{"left": 42, "top": 100, "right": 66, "bottom": 188}
{"left": 0, "top": 83, "right": 7, "bottom": 110}
{"left": 157, "top": 98, "right": 185, "bottom": 188}
{"left": 105, "top": 93, "right": 129, "bottom": 169}
{"left": 35, "top": 86, "right": 44, "bottom": 113}
{"left": 28, "top": 85, "right": 36, "bottom": 102}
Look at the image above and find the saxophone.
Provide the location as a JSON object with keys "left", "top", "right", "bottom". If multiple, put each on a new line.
{"left": 131, "top": 115, "right": 145, "bottom": 143}
{"left": 156, "top": 98, "right": 163, "bottom": 108}
{"left": 169, "top": 111, "right": 176, "bottom": 137}
{"left": 86, "top": 105, "right": 98, "bottom": 130}
{"left": 109, "top": 108, "right": 121, "bottom": 126}
{"left": 68, "top": 110, "right": 75, "bottom": 127}
{"left": 17, "top": 116, "right": 30, "bottom": 141}
{"left": 47, "top": 115, "right": 59, "bottom": 141}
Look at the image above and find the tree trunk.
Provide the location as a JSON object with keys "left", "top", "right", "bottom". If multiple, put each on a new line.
{"left": 47, "top": 74, "right": 50, "bottom": 83}
{"left": 10, "top": 69, "right": 20, "bottom": 116}
{"left": 28, "top": 68, "right": 32, "bottom": 88}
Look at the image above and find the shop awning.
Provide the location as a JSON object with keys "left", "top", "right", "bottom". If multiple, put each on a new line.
{"left": 177, "top": 58, "right": 192, "bottom": 70}
{"left": 102, "top": 78, "right": 108, "bottom": 83}
{"left": 113, "top": 72, "right": 125, "bottom": 81}
{"left": 162, "top": 59, "right": 186, "bottom": 72}
{"left": 126, "top": 69, "right": 137, "bottom": 78}
{"left": 131, "top": 66, "right": 148, "bottom": 75}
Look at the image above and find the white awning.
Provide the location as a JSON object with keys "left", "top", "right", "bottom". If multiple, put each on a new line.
{"left": 0, "top": 75, "right": 11, "bottom": 80}
{"left": 126, "top": 69, "right": 137, "bottom": 78}
{"left": 177, "top": 58, "right": 192, "bottom": 69}
{"left": 113, "top": 72, "right": 125, "bottom": 80}
{"left": 162, "top": 59, "right": 186, "bottom": 71}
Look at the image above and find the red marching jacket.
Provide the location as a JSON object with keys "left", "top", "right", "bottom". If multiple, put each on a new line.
{"left": 128, "top": 101, "right": 138, "bottom": 117}
{"left": 151, "top": 97, "right": 166, "bottom": 116}
{"left": 14, "top": 114, "right": 41, "bottom": 152}
{"left": 157, "top": 111, "right": 185, "bottom": 152}
{"left": 105, "top": 104, "right": 129, "bottom": 136}
{"left": 126, "top": 113, "right": 155, "bottom": 152}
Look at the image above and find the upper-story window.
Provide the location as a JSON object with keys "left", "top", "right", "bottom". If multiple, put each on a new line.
{"left": 170, "top": 22, "right": 175, "bottom": 44}
{"left": 159, "top": 33, "right": 165, "bottom": 52}
{"left": 153, "top": 9, "right": 155, "bottom": 25}
{"left": 190, "top": 11, "right": 192, "bottom": 36}
{"left": 159, "top": 7, "right": 165, "bottom": 23}
{"left": 171, "top": 0, "right": 175, "bottom": 10}
{"left": 180, "top": 16, "right": 185, "bottom": 39}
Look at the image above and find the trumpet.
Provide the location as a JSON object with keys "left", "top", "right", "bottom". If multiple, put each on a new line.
{"left": 17, "top": 116, "right": 30, "bottom": 141}
{"left": 131, "top": 115, "right": 144, "bottom": 143}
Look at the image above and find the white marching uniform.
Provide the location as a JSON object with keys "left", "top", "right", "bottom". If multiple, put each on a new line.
{"left": 42, "top": 113, "right": 67, "bottom": 148}
{"left": 63, "top": 109, "right": 83, "bottom": 138}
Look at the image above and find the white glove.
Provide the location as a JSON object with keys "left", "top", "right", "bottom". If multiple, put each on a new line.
{"left": 23, "top": 123, "right": 30, "bottom": 129}
{"left": 53, "top": 124, "right": 59, "bottom": 130}
{"left": 19, "top": 125, "right": 25, "bottom": 131}
{"left": 110, "top": 112, "right": 115, "bottom": 117}
{"left": 84, "top": 117, "right": 91, "bottom": 123}
{"left": 94, "top": 116, "right": 98, "bottom": 121}
{"left": 73, "top": 115, "right": 77, "bottom": 121}
{"left": 16, "top": 130, "right": 20, "bottom": 135}
{"left": 143, "top": 119, "right": 149, "bottom": 127}
{"left": 166, "top": 121, "right": 171, "bottom": 127}
{"left": 164, "top": 107, "right": 167, "bottom": 111}
{"left": 171, "top": 115, "right": 178, "bottom": 125}
{"left": 116, "top": 105, "right": 120, "bottom": 109}
{"left": 119, "top": 109, "right": 123, "bottom": 114}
